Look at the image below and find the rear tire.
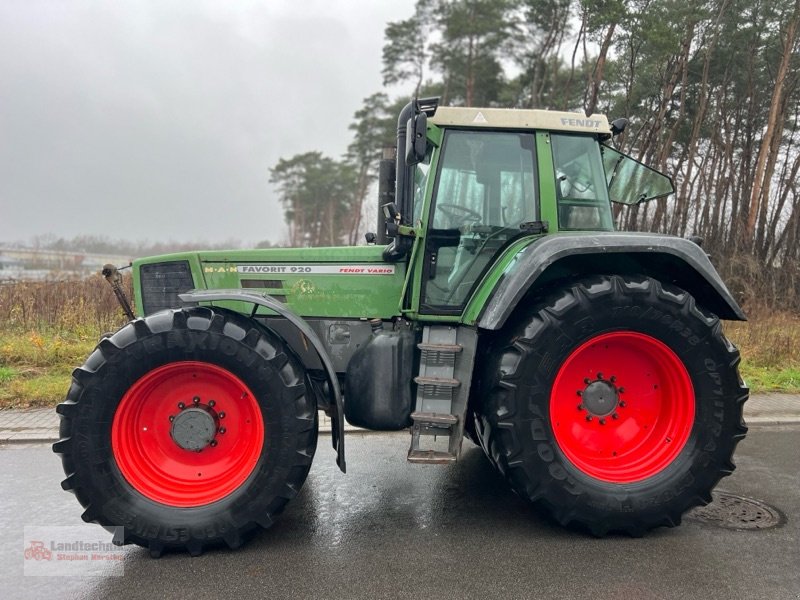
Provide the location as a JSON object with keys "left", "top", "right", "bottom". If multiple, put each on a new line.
{"left": 475, "top": 275, "right": 748, "bottom": 536}
{"left": 54, "top": 307, "right": 317, "bottom": 556}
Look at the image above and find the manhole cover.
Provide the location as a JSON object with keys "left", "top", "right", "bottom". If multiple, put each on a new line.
{"left": 687, "top": 491, "right": 783, "bottom": 530}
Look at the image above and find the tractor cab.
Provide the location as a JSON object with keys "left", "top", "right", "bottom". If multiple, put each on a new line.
{"left": 381, "top": 100, "right": 676, "bottom": 318}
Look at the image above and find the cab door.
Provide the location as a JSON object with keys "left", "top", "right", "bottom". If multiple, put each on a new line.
{"left": 418, "top": 129, "right": 539, "bottom": 315}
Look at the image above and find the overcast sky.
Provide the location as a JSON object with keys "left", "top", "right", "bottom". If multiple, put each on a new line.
{"left": 0, "top": 0, "right": 413, "bottom": 246}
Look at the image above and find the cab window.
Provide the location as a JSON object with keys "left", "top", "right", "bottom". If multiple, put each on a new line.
{"left": 551, "top": 134, "right": 614, "bottom": 231}
{"left": 601, "top": 144, "right": 674, "bottom": 205}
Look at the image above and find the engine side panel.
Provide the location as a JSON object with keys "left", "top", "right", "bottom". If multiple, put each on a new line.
{"left": 134, "top": 245, "right": 406, "bottom": 320}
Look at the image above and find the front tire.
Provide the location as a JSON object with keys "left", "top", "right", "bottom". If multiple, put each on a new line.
{"left": 475, "top": 275, "right": 748, "bottom": 536}
{"left": 54, "top": 307, "right": 317, "bottom": 556}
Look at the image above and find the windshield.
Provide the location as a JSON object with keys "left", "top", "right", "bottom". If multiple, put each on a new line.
{"left": 422, "top": 130, "right": 537, "bottom": 312}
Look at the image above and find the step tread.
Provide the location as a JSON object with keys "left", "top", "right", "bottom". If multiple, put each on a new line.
{"left": 414, "top": 376, "right": 460, "bottom": 388}
{"left": 407, "top": 449, "right": 458, "bottom": 464}
{"left": 418, "top": 342, "right": 463, "bottom": 353}
{"left": 411, "top": 411, "right": 458, "bottom": 425}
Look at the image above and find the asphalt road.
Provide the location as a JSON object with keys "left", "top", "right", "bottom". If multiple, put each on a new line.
{"left": 1, "top": 426, "right": 798, "bottom": 600}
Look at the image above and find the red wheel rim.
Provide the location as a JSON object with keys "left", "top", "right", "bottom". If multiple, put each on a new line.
{"left": 550, "top": 332, "right": 694, "bottom": 483}
{"left": 111, "top": 361, "right": 264, "bottom": 507}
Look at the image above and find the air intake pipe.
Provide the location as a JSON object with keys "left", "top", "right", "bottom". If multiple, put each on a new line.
{"left": 382, "top": 97, "right": 439, "bottom": 262}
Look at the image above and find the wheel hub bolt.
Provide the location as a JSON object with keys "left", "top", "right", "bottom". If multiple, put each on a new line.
{"left": 168, "top": 415, "right": 175, "bottom": 422}
{"left": 597, "top": 372, "right": 603, "bottom": 379}
{"left": 584, "top": 378, "right": 591, "bottom": 384}
{"left": 612, "top": 413, "right": 619, "bottom": 420}
{"left": 218, "top": 412, "right": 226, "bottom": 419}
{"left": 585, "top": 415, "right": 593, "bottom": 422}
{"left": 177, "top": 402, "right": 185, "bottom": 409}
{"left": 576, "top": 390, "right": 583, "bottom": 397}
{"left": 210, "top": 440, "right": 218, "bottom": 447}
{"left": 599, "top": 418, "right": 606, "bottom": 425}
{"left": 193, "top": 396, "right": 200, "bottom": 405}
{"left": 610, "top": 376, "right": 616, "bottom": 383}
{"left": 218, "top": 427, "right": 226, "bottom": 434}
{"left": 577, "top": 404, "right": 584, "bottom": 411}
{"left": 619, "top": 401, "right": 627, "bottom": 408}
{"left": 208, "top": 400, "right": 216, "bottom": 407}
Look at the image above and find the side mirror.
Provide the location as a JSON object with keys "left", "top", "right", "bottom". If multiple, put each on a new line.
{"left": 405, "top": 112, "right": 427, "bottom": 166}
{"left": 383, "top": 202, "right": 398, "bottom": 220}
{"left": 610, "top": 117, "right": 629, "bottom": 136}
{"left": 382, "top": 202, "right": 400, "bottom": 237}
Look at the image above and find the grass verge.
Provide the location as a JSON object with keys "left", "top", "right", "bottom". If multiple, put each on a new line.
{"left": 0, "top": 318, "right": 799, "bottom": 409}
{"left": 0, "top": 329, "right": 100, "bottom": 408}
{"left": 0, "top": 293, "right": 798, "bottom": 407}
{"left": 725, "top": 311, "right": 800, "bottom": 394}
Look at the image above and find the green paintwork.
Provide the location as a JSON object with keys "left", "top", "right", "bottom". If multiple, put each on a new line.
{"left": 131, "top": 121, "right": 634, "bottom": 327}
{"left": 133, "top": 246, "right": 406, "bottom": 319}
{"left": 536, "top": 131, "right": 560, "bottom": 232}
{"left": 460, "top": 235, "right": 545, "bottom": 325}
{"left": 406, "top": 122, "right": 443, "bottom": 318}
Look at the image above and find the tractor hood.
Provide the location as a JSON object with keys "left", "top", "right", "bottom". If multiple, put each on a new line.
{"left": 132, "top": 245, "right": 406, "bottom": 319}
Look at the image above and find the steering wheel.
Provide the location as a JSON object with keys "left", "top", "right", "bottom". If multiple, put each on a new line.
{"left": 437, "top": 203, "right": 482, "bottom": 227}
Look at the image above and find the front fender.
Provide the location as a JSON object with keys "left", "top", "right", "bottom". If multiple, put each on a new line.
{"left": 474, "top": 232, "right": 746, "bottom": 330}
{"left": 179, "top": 289, "right": 346, "bottom": 473}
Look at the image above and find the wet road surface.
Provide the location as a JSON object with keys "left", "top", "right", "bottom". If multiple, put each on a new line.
{"left": 1, "top": 426, "right": 798, "bottom": 599}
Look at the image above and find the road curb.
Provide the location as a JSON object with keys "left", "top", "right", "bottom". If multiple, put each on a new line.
{"left": 0, "top": 414, "right": 374, "bottom": 445}
{"left": 1, "top": 437, "right": 57, "bottom": 445}
{"left": 2, "top": 394, "right": 799, "bottom": 444}
{"left": 744, "top": 417, "right": 800, "bottom": 425}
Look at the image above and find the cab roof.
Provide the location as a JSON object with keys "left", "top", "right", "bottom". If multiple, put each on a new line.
{"left": 429, "top": 106, "right": 611, "bottom": 135}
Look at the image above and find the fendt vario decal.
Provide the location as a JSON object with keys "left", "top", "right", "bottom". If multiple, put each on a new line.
{"left": 236, "top": 264, "right": 396, "bottom": 275}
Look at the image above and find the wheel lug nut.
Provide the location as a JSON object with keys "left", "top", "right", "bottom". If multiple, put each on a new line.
{"left": 618, "top": 387, "right": 625, "bottom": 394}
{"left": 177, "top": 402, "right": 185, "bottom": 409}
{"left": 576, "top": 390, "right": 583, "bottom": 397}
{"left": 169, "top": 415, "right": 175, "bottom": 422}
{"left": 218, "top": 412, "right": 226, "bottom": 419}
{"left": 208, "top": 400, "right": 216, "bottom": 407}
{"left": 193, "top": 396, "right": 200, "bottom": 405}
{"left": 619, "top": 401, "right": 626, "bottom": 408}
{"left": 612, "top": 413, "right": 619, "bottom": 420}
{"left": 584, "top": 378, "right": 591, "bottom": 384}
{"left": 599, "top": 418, "right": 606, "bottom": 425}
{"left": 597, "top": 372, "right": 603, "bottom": 379}
{"left": 218, "top": 427, "right": 226, "bottom": 434}
{"left": 210, "top": 440, "right": 218, "bottom": 447}
{"left": 585, "top": 415, "right": 593, "bottom": 422}
{"left": 577, "top": 404, "right": 584, "bottom": 411}
{"left": 610, "top": 376, "right": 616, "bottom": 383}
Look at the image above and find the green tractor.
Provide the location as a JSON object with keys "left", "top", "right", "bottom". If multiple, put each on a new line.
{"left": 54, "top": 98, "right": 748, "bottom": 556}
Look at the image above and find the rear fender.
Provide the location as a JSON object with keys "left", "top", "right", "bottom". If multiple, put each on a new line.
{"left": 475, "top": 233, "right": 746, "bottom": 330}
{"left": 179, "top": 289, "right": 346, "bottom": 473}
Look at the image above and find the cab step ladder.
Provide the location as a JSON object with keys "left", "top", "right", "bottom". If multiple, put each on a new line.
{"left": 408, "top": 325, "right": 478, "bottom": 464}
